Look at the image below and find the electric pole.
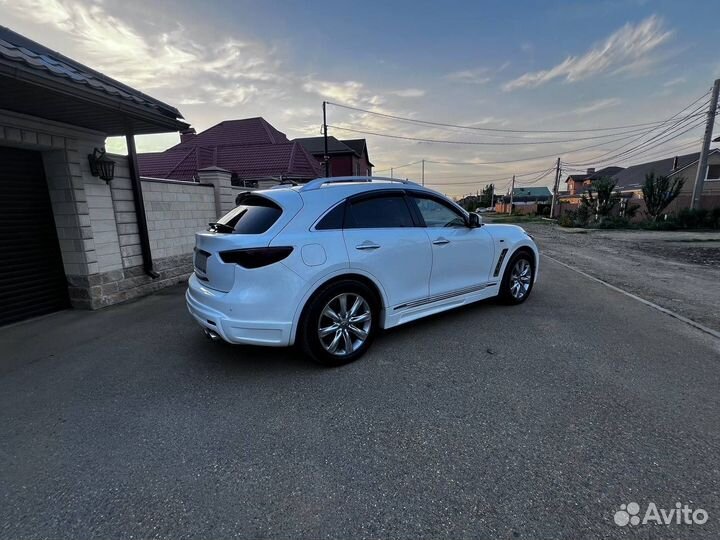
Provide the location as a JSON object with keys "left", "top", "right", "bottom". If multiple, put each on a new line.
{"left": 322, "top": 101, "right": 329, "bottom": 177}
{"left": 691, "top": 79, "right": 720, "bottom": 209}
{"left": 509, "top": 175, "right": 515, "bottom": 215}
{"left": 550, "top": 157, "right": 561, "bottom": 218}
{"left": 421, "top": 159, "right": 425, "bottom": 186}
{"left": 390, "top": 168, "right": 394, "bottom": 178}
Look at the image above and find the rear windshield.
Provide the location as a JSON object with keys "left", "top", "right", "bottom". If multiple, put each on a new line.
{"left": 214, "top": 195, "right": 282, "bottom": 234}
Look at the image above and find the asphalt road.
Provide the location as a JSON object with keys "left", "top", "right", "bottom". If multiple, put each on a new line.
{"left": 1, "top": 258, "right": 719, "bottom": 539}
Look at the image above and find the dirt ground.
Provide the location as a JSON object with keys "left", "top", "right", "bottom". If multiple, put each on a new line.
{"left": 511, "top": 221, "right": 720, "bottom": 332}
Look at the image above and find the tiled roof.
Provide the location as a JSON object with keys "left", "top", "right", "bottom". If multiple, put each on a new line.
{"left": 169, "top": 118, "right": 288, "bottom": 148}
{"left": 0, "top": 25, "right": 182, "bottom": 119}
{"left": 138, "top": 141, "right": 322, "bottom": 182}
{"left": 295, "top": 136, "right": 358, "bottom": 156}
{"left": 513, "top": 186, "right": 552, "bottom": 197}
{"left": 138, "top": 117, "right": 321, "bottom": 182}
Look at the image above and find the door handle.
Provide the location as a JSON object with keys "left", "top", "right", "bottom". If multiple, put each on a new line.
{"left": 432, "top": 238, "right": 450, "bottom": 245}
{"left": 355, "top": 242, "right": 381, "bottom": 250}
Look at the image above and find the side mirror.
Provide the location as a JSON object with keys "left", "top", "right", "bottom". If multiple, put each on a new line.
{"left": 468, "top": 212, "right": 483, "bottom": 228}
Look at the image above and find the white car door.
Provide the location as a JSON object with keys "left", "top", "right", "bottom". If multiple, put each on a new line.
{"left": 342, "top": 191, "right": 432, "bottom": 309}
{"left": 408, "top": 193, "right": 495, "bottom": 297}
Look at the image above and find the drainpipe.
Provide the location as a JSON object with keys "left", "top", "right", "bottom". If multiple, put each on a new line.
{"left": 125, "top": 129, "right": 159, "bottom": 278}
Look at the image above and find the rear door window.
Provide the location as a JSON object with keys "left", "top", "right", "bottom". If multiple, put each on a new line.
{"left": 346, "top": 194, "right": 415, "bottom": 228}
{"left": 214, "top": 195, "right": 282, "bottom": 234}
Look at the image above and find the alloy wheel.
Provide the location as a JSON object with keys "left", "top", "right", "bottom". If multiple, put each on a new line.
{"left": 318, "top": 293, "right": 372, "bottom": 356}
{"left": 509, "top": 259, "right": 532, "bottom": 300}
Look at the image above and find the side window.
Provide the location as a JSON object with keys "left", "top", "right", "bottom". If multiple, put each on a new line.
{"left": 412, "top": 196, "right": 466, "bottom": 228}
{"left": 706, "top": 164, "right": 720, "bottom": 180}
{"left": 346, "top": 195, "right": 414, "bottom": 228}
{"left": 316, "top": 203, "right": 345, "bottom": 230}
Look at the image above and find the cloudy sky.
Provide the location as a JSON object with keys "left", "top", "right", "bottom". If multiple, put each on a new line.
{"left": 2, "top": 0, "right": 718, "bottom": 196}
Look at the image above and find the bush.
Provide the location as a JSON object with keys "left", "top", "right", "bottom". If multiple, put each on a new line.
{"left": 589, "top": 216, "right": 636, "bottom": 229}
{"left": 639, "top": 219, "right": 678, "bottom": 231}
{"left": 711, "top": 208, "right": 720, "bottom": 229}
{"left": 558, "top": 212, "right": 576, "bottom": 227}
{"left": 676, "top": 208, "right": 710, "bottom": 229}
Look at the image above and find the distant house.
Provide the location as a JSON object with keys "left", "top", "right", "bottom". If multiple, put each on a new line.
{"left": 138, "top": 118, "right": 322, "bottom": 188}
{"left": 495, "top": 186, "right": 552, "bottom": 214}
{"left": 295, "top": 136, "right": 373, "bottom": 176}
{"left": 565, "top": 166, "right": 625, "bottom": 195}
{"left": 557, "top": 149, "right": 720, "bottom": 218}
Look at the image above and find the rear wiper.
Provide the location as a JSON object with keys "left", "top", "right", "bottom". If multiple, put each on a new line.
{"left": 208, "top": 222, "right": 234, "bottom": 233}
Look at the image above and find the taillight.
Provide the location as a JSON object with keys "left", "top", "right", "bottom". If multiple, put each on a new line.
{"left": 219, "top": 247, "right": 293, "bottom": 269}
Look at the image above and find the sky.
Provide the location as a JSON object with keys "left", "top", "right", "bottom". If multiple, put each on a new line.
{"left": 2, "top": 0, "right": 719, "bottom": 196}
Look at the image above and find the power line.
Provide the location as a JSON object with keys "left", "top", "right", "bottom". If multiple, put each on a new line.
{"left": 563, "top": 93, "right": 711, "bottom": 167}
{"left": 326, "top": 120, "right": 704, "bottom": 147}
{"left": 373, "top": 159, "right": 422, "bottom": 173}
{"left": 325, "top": 95, "right": 711, "bottom": 134}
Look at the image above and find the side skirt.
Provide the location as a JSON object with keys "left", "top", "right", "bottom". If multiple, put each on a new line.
{"left": 382, "top": 282, "right": 499, "bottom": 329}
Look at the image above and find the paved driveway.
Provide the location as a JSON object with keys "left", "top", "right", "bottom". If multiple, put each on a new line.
{"left": 1, "top": 259, "right": 719, "bottom": 539}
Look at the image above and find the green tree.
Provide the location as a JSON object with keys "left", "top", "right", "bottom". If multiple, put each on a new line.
{"left": 581, "top": 177, "right": 620, "bottom": 221}
{"left": 479, "top": 183, "right": 494, "bottom": 208}
{"left": 641, "top": 172, "right": 685, "bottom": 221}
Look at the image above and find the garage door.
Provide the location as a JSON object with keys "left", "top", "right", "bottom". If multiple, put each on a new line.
{"left": 0, "top": 146, "right": 70, "bottom": 326}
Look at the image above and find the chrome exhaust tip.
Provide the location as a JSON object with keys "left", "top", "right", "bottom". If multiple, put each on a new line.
{"left": 204, "top": 328, "right": 221, "bottom": 342}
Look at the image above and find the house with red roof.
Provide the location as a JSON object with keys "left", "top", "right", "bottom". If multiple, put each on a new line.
{"left": 295, "top": 136, "right": 374, "bottom": 176}
{"left": 138, "top": 117, "right": 322, "bottom": 187}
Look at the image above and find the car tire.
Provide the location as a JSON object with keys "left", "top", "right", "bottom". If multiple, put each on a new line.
{"left": 300, "top": 279, "right": 379, "bottom": 366}
{"left": 499, "top": 250, "right": 535, "bottom": 305}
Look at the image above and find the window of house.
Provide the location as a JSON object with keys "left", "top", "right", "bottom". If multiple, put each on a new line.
{"left": 346, "top": 195, "right": 414, "bottom": 228}
{"left": 411, "top": 195, "right": 466, "bottom": 228}
{"left": 706, "top": 164, "right": 720, "bottom": 180}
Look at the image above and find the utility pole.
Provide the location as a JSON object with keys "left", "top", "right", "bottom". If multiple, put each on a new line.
{"left": 691, "top": 79, "right": 720, "bottom": 209}
{"left": 421, "top": 159, "right": 425, "bottom": 186}
{"left": 550, "top": 157, "right": 562, "bottom": 218}
{"left": 390, "top": 168, "right": 394, "bottom": 179}
{"left": 322, "top": 101, "right": 329, "bottom": 177}
{"left": 509, "top": 175, "right": 515, "bottom": 215}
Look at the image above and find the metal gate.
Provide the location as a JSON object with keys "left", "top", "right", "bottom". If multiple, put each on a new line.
{"left": 0, "top": 146, "right": 70, "bottom": 326}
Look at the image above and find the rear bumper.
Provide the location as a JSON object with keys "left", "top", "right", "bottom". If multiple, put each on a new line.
{"left": 185, "top": 275, "right": 293, "bottom": 346}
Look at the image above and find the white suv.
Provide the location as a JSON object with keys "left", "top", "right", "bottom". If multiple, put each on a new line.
{"left": 186, "top": 177, "right": 538, "bottom": 365}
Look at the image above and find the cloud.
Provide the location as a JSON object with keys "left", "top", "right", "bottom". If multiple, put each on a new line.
{"left": 662, "top": 76, "right": 686, "bottom": 88}
{"left": 503, "top": 15, "right": 673, "bottom": 91}
{"left": 572, "top": 98, "right": 622, "bottom": 115}
{"left": 390, "top": 88, "right": 426, "bottom": 98}
{"left": 0, "top": 0, "right": 286, "bottom": 107}
{"left": 301, "top": 79, "right": 383, "bottom": 107}
{"left": 445, "top": 68, "right": 492, "bottom": 85}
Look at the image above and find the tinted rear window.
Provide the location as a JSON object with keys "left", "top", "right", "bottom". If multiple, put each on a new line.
{"left": 346, "top": 195, "right": 414, "bottom": 228}
{"left": 316, "top": 203, "right": 345, "bottom": 230}
{"left": 215, "top": 195, "right": 282, "bottom": 234}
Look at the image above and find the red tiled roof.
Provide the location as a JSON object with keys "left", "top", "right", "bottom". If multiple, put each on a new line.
{"left": 138, "top": 117, "right": 321, "bottom": 182}
{"left": 168, "top": 117, "right": 288, "bottom": 148}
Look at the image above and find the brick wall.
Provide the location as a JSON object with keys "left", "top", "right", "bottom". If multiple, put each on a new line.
{"left": 0, "top": 108, "right": 232, "bottom": 312}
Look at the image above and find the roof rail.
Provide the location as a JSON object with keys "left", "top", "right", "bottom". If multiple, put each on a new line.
{"left": 299, "top": 175, "right": 416, "bottom": 192}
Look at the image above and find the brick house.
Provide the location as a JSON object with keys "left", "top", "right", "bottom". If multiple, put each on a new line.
{"left": 565, "top": 166, "right": 625, "bottom": 195}
{"left": 558, "top": 150, "right": 720, "bottom": 218}
{"left": 295, "top": 136, "right": 373, "bottom": 176}
{"left": 138, "top": 118, "right": 322, "bottom": 188}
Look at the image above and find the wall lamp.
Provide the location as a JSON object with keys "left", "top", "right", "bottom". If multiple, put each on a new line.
{"left": 88, "top": 147, "right": 116, "bottom": 182}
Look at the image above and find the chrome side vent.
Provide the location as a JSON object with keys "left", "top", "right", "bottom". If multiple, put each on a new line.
{"left": 493, "top": 248, "right": 508, "bottom": 277}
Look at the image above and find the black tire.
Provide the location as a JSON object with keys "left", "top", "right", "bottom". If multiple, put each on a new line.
{"left": 300, "top": 279, "right": 379, "bottom": 366}
{"left": 499, "top": 250, "right": 535, "bottom": 305}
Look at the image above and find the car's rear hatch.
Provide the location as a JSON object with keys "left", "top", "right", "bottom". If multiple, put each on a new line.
{"left": 193, "top": 189, "right": 302, "bottom": 292}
